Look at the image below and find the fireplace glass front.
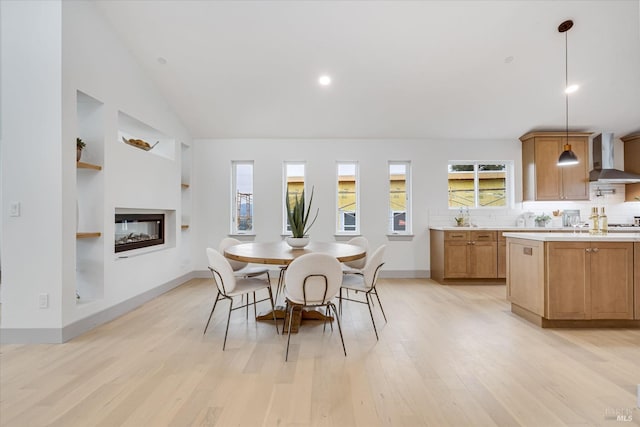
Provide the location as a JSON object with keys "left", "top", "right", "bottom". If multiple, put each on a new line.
{"left": 115, "top": 214, "right": 164, "bottom": 253}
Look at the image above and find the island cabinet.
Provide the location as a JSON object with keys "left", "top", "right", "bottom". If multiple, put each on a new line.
{"left": 520, "top": 132, "right": 591, "bottom": 201}
{"left": 546, "top": 242, "right": 634, "bottom": 320}
{"left": 430, "top": 230, "right": 499, "bottom": 283}
{"left": 636, "top": 243, "right": 640, "bottom": 320}
{"left": 506, "top": 233, "right": 639, "bottom": 327}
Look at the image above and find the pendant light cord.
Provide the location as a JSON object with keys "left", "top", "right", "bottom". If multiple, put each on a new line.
{"left": 565, "top": 30, "right": 569, "bottom": 142}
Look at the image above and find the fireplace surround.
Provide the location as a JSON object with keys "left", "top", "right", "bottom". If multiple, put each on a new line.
{"left": 115, "top": 213, "right": 164, "bottom": 253}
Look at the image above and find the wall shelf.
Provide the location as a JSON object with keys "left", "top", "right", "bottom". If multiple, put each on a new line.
{"left": 77, "top": 161, "right": 102, "bottom": 170}
{"left": 76, "top": 232, "right": 101, "bottom": 239}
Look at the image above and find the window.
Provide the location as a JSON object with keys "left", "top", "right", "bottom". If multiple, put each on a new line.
{"left": 231, "top": 161, "right": 254, "bottom": 233}
{"left": 283, "top": 161, "right": 306, "bottom": 234}
{"left": 336, "top": 162, "right": 359, "bottom": 234}
{"left": 448, "top": 161, "right": 510, "bottom": 208}
{"left": 388, "top": 161, "right": 411, "bottom": 234}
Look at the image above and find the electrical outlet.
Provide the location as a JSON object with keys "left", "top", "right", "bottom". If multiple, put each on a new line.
{"left": 38, "top": 293, "right": 49, "bottom": 309}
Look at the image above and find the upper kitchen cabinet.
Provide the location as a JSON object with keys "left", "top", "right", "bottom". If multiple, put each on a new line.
{"left": 520, "top": 132, "right": 591, "bottom": 201}
{"left": 621, "top": 134, "right": 640, "bottom": 202}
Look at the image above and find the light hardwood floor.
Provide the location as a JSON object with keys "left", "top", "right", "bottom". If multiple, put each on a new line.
{"left": 1, "top": 278, "right": 639, "bottom": 426}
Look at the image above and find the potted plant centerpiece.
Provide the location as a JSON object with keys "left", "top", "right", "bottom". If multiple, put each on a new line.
{"left": 76, "top": 137, "right": 86, "bottom": 162}
{"left": 285, "top": 186, "right": 319, "bottom": 248}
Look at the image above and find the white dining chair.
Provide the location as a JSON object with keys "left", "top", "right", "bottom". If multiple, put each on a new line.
{"left": 342, "top": 236, "right": 369, "bottom": 274}
{"left": 338, "top": 245, "right": 387, "bottom": 340}
{"left": 219, "top": 237, "right": 270, "bottom": 279}
{"left": 283, "top": 252, "right": 346, "bottom": 361}
{"left": 219, "top": 237, "right": 271, "bottom": 317}
{"left": 204, "top": 248, "right": 278, "bottom": 350}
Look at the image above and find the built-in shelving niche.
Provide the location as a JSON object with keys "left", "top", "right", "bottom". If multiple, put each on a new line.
{"left": 117, "top": 111, "right": 175, "bottom": 160}
{"left": 181, "top": 142, "right": 191, "bottom": 230}
{"left": 76, "top": 90, "right": 105, "bottom": 303}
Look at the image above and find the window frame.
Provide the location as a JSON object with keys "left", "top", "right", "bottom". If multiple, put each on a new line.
{"left": 283, "top": 161, "right": 306, "bottom": 235}
{"left": 447, "top": 160, "right": 513, "bottom": 209}
{"left": 388, "top": 160, "right": 412, "bottom": 235}
{"left": 335, "top": 161, "right": 360, "bottom": 235}
{"left": 230, "top": 160, "right": 255, "bottom": 235}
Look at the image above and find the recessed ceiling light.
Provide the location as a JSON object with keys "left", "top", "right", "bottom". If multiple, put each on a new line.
{"left": 565, "top": 84, "right": 579, "bottom": 94}
{"left": 157, "top": 57, "right": 167, "bottom": 65}
{"left": 318, "top": 75, "right": 332, "bottom": 86}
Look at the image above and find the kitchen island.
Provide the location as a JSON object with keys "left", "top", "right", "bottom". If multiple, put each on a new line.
{"left": 504, "top": 232, "right": 640, "bottom": 327}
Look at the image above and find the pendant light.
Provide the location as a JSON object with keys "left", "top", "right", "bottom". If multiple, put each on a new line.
{"left": 557, "top": 19, "right": 579, "bottom": 166}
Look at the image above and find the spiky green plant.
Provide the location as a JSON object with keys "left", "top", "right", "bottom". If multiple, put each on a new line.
{"left": 285, "top": 186, "right": 319, "bottom": 238}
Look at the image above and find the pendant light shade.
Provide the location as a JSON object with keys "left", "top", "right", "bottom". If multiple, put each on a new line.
{"left": 558, "top": 143, "right": 579, "bottom": 165}
{"left": 557, "top": 19, "right": 579, "bottom": 167}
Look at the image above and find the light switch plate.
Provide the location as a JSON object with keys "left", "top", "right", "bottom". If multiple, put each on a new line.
{"left": 10, "top": 201, "right": 20, "bottom": 217}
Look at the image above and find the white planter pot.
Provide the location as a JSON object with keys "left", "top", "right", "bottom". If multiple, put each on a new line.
{"left": 286, "top": 236, "right": 310, "bottom": 249}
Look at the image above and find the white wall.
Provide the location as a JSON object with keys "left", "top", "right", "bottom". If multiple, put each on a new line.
{"left": 192, "top": 138, "right": 523, "bottom": 275}
{"left": 1, "top": 0, "right": 194, "bottom": 342}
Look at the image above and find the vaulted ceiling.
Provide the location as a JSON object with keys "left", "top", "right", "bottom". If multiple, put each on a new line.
{"left": 93, "top": 0, "right": 640, "bottom": 140}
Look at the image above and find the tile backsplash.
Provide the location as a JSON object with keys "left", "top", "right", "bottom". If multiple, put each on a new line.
{"left": 429, "top": 183, "right": 640, "bottom": 227}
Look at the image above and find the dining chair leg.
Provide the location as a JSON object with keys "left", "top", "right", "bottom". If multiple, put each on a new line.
{"left": 222, "top": 298, "right": 234, "bottom": 351}
{"left": 329, "top": 303, "right": 347, "bottom": 356}
{"left": 338, "top": 288, "right": 343, "bottom": 316}
{"left": 275, "top": 267, "right": 286, "bottom": 303}
{"left": 267, "top": 286, "right": 279, "bottom": 334}
{"left": 365, "top": 293, "right": 379, "bottom": 340}
{"left": 203, "top": 291, "right": 222, "bottom": 335}
{"left": 373, "top": 288, "right": 387, "bottom": 322}
{"left": 285, "top": 304, "right": 295, "bottom": 361}
{"left": 253, "top": 291, "right": 257, "bottom": 319}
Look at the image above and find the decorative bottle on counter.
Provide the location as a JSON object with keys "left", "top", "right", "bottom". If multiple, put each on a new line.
{"left": 589, "top": 207, "right": 600, "bottom": 235}
{"left": 599, "top": 207, "right": 608, "bottom": 234}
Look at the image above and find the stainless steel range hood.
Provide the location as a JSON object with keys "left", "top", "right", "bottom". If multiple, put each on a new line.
{"left": 589, "top": 133, "right": 640, "bottom": 183}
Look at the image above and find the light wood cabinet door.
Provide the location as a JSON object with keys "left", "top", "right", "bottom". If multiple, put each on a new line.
{"left": 546, "top": 242, "right": 590, "bottom": 319}
{"left": 533, "top": 137, "right": 564, "bottom": 200}
{"left": 589, "top": 242, "right": 634, "bottom": 319}
{"left": 497, "top": 241, "right": 507, "bottom": 279}
{"left": 560, "top": 136, "right": 589, "bottom": 200}
{"left": 635, "top": 243, "right": 640, "bottom": 320}
{"left": 622, "top": 134, "right": 640, "bottom": 201}
{"left": 469, "top": 242, "right": 498, "bottom": 278}
{"left": 444, "top": 241, "right": 470, "bottom": 278}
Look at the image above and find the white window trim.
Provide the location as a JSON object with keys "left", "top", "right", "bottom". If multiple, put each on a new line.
{"left": 283, "top": 161, "right": 306, "bottom": 236}
{"left": 231, "top": 160, "right": 255, "bottom": 235}
{"left": 447, "top": 160, "right": 514, "bottom": 210}
{"left": 388, "top": 160, "right": 412, "bottom": 235}
{"left": 335, "top": 161, "right": 360, "bottom": 235}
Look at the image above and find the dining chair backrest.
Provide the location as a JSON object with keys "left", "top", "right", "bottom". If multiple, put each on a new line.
{"left": 218, "top": 237, "right": 248, "bottom": 272}
{"left": 285, "top": 253, "right": 342, "bottom": 305}
{"left": 362, "top": 245, "right": 386, "bottom": 288}
{"left": 206, "top": 247, "right": 237, "bottom": 294}
{"left": 343, "top": 236, "right": 369, "bottom": 269}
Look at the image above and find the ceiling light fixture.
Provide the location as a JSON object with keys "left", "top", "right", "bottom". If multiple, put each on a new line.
{"left": 557, "top": 19, "right": 579, "bottom": 166}
{"left": 318, "top": 75, "right": 332, "bottom": 86}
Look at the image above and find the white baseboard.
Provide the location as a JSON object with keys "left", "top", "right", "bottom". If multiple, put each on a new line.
{"left": 0, "top": 272, "right": 196, "bottom": 344}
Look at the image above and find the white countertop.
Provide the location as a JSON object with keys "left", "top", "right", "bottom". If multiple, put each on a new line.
{"left": 503, "top": 232, "right": 640, "bottom": 242}
{"left": 430, "top": 226, "right": 640, "bottom": 232}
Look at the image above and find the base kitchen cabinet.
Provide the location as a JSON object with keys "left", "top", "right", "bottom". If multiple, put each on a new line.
{"left": 547, "top": 241, "right": 634, "bottom": 320}
{"left": 430, "top": 229, "right": 498, "bottom": 284}
{"left": 505, "top": 232, "right": 638, "bottom": 327}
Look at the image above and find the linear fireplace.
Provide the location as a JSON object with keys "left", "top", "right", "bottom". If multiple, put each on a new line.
{"left": 115, "top": 213, "right": 164, "bottom": 253}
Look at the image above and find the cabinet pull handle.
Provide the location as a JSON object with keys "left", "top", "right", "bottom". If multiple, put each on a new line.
{"left": 478, "top": 234, "right": 489, "bottom": 238}
{"left": 585, "top": 248, "right": 591, "bottom": 252}
{"left": 452, "top": 234, "right": 463, "bottom": 237}
{"left": 592, "top": 247, "right": 599, "bottom": 253}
